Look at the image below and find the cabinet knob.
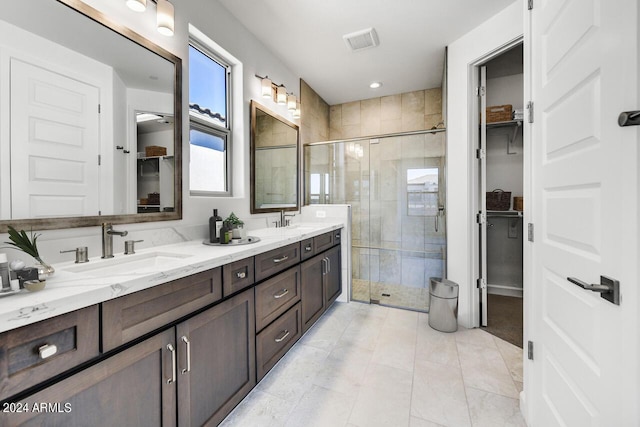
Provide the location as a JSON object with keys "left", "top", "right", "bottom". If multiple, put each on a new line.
{"left": 236, "top": 271, "right": 247, "bottom": 279}
{"left": 38, "top": 344, "right": 58, "bottom": 359}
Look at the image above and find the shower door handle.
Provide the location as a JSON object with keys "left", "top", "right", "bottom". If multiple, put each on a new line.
{"left": 435, "top": 206, "right": 445, "bottom": 232}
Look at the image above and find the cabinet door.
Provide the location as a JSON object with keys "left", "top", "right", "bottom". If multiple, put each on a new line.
{"left": 176, "top": 289, "right": 256, "bottom": 427}
{"left": 300, "top": 254, "right": 326, "bottom": 333}
{"left": 325, "top": 245, "right": 342, "bottom": 307}
{"left": 4, "top": 328, "right": 176, "bottom": 427}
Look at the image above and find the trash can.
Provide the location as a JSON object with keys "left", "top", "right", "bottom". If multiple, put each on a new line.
{"left": 428, "top": 277, "right": 459, "bottom": 332}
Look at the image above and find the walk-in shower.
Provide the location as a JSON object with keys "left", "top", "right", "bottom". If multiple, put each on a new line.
{"left": 304, "top": 130, "right": 446, "bottom": 312}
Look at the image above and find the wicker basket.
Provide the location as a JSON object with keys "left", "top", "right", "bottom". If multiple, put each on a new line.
{"left": 147, "top": 192, "right": 160, "bottom": 205}
{"left": 486, "top": 104, "right": 512, "bottom": 123}
{"left": 486, "top": 189, "right": 511, "bottom": 211}
{"left": 145, "top": 145, "right": 167, "bottom": 157}
{"left": 513, "top": 196, "right": 524, "bottom": 211}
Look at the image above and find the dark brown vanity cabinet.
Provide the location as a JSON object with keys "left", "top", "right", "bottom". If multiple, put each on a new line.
{"left": 301, "top": 233, "right": 342, "bottom": 333}
{"left": 4, "top": 328, "right": 177, "bottom": 427}
{"left": 1, "top": 228, "right": 342, "bottom": 426}
{"left": 176, "top": 288, "right": 255, "bottom": 427}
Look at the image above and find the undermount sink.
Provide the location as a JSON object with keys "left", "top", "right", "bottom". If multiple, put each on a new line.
{"left": 63, "top": 251, "right": 192, "bottom": 277}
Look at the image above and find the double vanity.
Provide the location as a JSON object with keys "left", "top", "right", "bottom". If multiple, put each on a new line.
{"left": 0, "top": 223, "right": 343, "bottom": 426}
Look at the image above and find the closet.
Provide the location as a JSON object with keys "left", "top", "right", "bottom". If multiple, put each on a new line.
{"left": 478, "top": 44, "right": 524, "bottom": 347}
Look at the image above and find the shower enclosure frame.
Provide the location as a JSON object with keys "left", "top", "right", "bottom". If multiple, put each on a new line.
{"left": 304, "top": 128, "right": 447, "bottom": 312}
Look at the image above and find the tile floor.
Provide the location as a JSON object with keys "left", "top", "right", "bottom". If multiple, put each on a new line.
{"left": 221, "top": 301, "right": 526, "bottom": 427}
{"left": 352, "top": 279, "right": 430, "bottom": 312}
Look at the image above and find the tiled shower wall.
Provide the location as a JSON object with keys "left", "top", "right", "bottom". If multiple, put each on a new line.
{"left": 329, "top": 88, "right": 443, "bottom": 140}
{"left": 302, "top": 83, "right": 446, "bottom": 308}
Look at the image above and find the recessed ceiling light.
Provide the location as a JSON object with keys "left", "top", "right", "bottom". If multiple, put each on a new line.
{"left": 369, "top": 82, "right": 382, "bottom": 89}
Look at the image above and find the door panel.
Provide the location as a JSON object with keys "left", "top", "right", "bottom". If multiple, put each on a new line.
{"left": 10, "top": 59, "right": 100, "bottom": 218}
{"left": 530, "top": 0, "right": 639, "bottom": 424}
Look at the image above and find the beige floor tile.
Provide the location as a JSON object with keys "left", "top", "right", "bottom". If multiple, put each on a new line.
{"left": 224, "top": 302, "right": 527, "bottom": 427}
{"left": 455, "top": 326, "right": 499, "bottom": 349}
{"left": 409, "top": 416, "right": 445, "bottom": 427}
{"left": 415, "top": 319, "right": 460, "bottom": 368}
{"left": 349, "top": 385, "right": 411, "bottom": 427}
{"left": 494, "top": 335, "right": 524, "bottom": 383}
{"left": 219, "top": 389, "right": 293, "bottom": 427}
{"left": 411, "top": 359, "right": 471, "bottom": 427}
{"left": 466, "top": 387, "right": 526, "bottom": 427}
{"left": 457, "top": 341, "right": 520, "bottom": 399}
{"left": 284, "top": 384, "right": 356, "bottom": 427}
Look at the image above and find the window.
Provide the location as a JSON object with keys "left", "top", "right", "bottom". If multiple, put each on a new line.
{"left": 189, "top": 40, "right": 231, "bottom": 195}
{"left": 407, "top": 168, "right": 439, "bottom": 216}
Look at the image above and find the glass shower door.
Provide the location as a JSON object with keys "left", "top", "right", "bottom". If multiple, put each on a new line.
{"left": 304, "top": 131, "right": 446, "bottom": 312}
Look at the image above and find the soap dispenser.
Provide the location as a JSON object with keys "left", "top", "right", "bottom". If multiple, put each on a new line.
{"left": 209, "top": 209, "right": 223, "bottom": 243}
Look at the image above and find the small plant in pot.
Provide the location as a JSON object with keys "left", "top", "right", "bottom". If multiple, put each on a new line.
{"left": 224, "top": 212, "right": 245, "bottom": 239}
{"left": 3, "top": 226, "right": 55, "bottom": 279}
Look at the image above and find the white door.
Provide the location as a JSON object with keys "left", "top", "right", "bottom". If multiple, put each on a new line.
{"left": 479, "top": 65, "right": 489, "bottom": 326}
{"left": 10, "top": 59, "right": 100, "bottom": 218}
{"left": 528, "top": 0, "right": 639, "bottom": 425}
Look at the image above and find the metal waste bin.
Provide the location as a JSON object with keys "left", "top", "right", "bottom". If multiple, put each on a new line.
{"left": 428, "top": 277, "right": 459, "bottom": 332}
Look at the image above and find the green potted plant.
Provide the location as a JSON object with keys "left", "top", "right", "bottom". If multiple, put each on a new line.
{"left": 3, "top": 226, "right": 55, "bottom": 279}
{"left": 224, "top": 212, "right": 245, "bottom": 239}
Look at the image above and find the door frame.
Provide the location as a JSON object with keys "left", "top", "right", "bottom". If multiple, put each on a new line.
{"left": 468, "top": 36, "right": 525, "bottom": 329}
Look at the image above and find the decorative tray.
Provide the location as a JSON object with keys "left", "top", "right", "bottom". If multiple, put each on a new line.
{"left": 202, "top": 236, "right": 261, "bottom": 246}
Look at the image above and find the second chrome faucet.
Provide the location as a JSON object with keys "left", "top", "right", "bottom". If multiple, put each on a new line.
{"left": 101, "top": 223, "right": 128, "bottom": 259}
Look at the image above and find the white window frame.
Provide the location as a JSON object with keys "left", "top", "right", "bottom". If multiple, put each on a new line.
{"left": 188, "top": 32, "right": 233, "bottom": 196}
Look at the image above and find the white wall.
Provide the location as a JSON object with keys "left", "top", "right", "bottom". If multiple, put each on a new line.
{"left": 0, "top": 0, "right": 305, "bottom": 264}
{"left": 446, "top": 1, "right": 523, "bottom": 328}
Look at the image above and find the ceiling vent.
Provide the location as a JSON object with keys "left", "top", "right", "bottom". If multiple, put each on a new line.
{"left": 343, "top": 27, "right": 379, "bottom": 52}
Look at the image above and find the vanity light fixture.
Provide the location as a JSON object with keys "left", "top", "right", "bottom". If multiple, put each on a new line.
{"left": 287, "top": 93, "right": 297, "bottom": 111}
{"left": 124, "top": 0, "right": 175, "bottom": 37}
{"left": 255, "top": 74, "right": 301, "bottom": 118}
{"left": 261, "top": 76, "right": 273, "bottom": 98}
{"left": 276, "top": 85, "right": 287, "bottom": 105}
{"left": 126, "top": 0, "right": 147, "bottom": 12}
{"left": 156, "top": 0, "right": 175, "bottom": 36}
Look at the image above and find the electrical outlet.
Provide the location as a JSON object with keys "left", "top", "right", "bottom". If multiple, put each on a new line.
{"left": 316, "top": 210, "right": 326, "bottom": 218}
{"left": 508, "top": 218, "right": 518, "bottom": 238}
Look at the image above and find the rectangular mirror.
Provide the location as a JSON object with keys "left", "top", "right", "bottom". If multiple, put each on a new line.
{"left": 0, "top": 0, "right": 182, "bottom": 232}
{"left": 250, "top": 101, "right": 299, "bottom": 213}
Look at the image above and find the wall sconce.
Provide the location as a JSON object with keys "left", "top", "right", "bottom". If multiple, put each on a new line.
{"left": 287, "top": 94, "right": 297, "bottom": 111}
{"left": 276, "top": 85, "right": 287, "bottom": 105}
{"left": 261, "top": 76, "right": 273, "bottom": 98}
{"left": 256, "top": 74, "right": 301, "bottom": 118}
{"left": 125, "top": 0, "right": 175, "bottom": 37}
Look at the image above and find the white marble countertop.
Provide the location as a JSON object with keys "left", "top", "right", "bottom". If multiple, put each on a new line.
{"left": 0, "top": 222, "right": 343, "bottom": 334}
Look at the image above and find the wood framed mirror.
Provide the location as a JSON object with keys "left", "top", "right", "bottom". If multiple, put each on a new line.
{"left": 250, "top": 101, "right": 299, "bottom": 214}
{"left": 0, "top": 0, "right": 182, "bottom": 232}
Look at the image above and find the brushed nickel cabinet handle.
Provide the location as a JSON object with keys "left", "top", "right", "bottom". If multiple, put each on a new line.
{"left": 274, "top": 288, "right": 289, "bottom": 299}
{"left": 273, "top": 255, "right": 289, "bottom": 263}
{"left": 181, "top": 336, "right": 191, "bottom": 374}
{"left": 166, "top": 343, "right": 177, "bottom": 384}
{"left": 275, "top": 330, "right": 290, "bottom": 343}
{"left": 38, "top": 344, "right": 58, "bottom": 359}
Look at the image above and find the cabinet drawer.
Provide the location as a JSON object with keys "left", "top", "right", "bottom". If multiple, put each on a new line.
{"left": 313, "top": 231, "right": 334, "bottom": 253}
{"left": 300, "top": 238, "right": 315, "bottom": 260}
{"left": 223, "top": 257, "right": 255, "bottom": 297}
{"left": 255, "top": 243, "right": 300, "bottom": 282}
{"left": 0, "top": 305, "right": 99, "bottom": 401}
{"left": 256, "top": 302, "right": 301, "bottom": 381}
{"left": 255, "top": 266, "right": 301, "bottom": 332}
{"left": 102, "top": 268, "right": 222, "bottom": 351}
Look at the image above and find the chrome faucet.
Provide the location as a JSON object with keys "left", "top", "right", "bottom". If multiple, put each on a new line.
{"left": 101, "top": 223, "right": 128, "bottom": 258}
{"left": 280, "top": 210, "right": 295, "bottom": 227}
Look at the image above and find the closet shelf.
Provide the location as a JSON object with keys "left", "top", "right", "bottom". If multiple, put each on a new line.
{"left": 485, "top": 120, "right": 522, "bottom": 154}
{"left": 487, "top": 210, "right": 523, "bottom": 218}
